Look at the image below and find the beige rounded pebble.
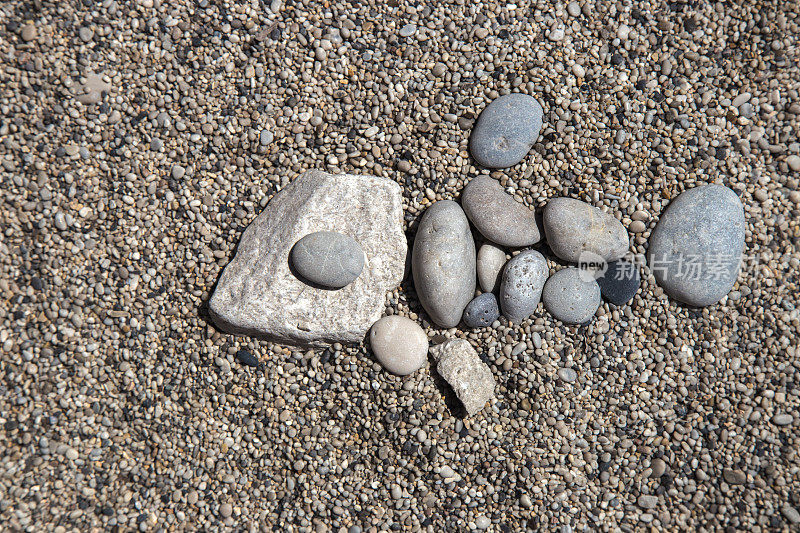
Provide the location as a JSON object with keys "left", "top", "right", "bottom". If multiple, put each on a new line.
{"left": 787, "top": 155, "right": 800, "bottom": 172}
{"left": 477, "top": 243, "right": 507, "bottom": 293}
{"left": 370, "top": 316, "right": 428, "bottom": 375}
{"left": 629, "top": 220, "right": 647, "bottom": 233}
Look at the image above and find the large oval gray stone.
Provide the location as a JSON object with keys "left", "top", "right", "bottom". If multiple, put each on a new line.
{"left": 542, "top": 267, "right": 601, "bottom": 324}
{"left": 499, "top": 250, "right": 549, "bottom": 323}
{"left": 648, "top": 184, "right": 745, "bottom": 306}
{"left": 543, "top": 198, "right": 629, "bottom": 262}
{"left": 290, "top": 231, "right": 364, "bottom": 288}
{"left": 412, "top": 201, "right": 476, "bottom": 328}
{"left": 461, "top": 176, "right": 541, "bottom": 247}
{"left": 469, "top": 93, "right": 544, "bottom": 168}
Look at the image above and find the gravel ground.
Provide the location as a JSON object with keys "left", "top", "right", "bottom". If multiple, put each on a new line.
{"left": 2, "top": 0, "right": 800, "bottom": 531}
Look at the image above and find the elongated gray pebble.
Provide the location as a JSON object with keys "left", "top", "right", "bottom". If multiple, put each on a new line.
{"left": 499, "top": 250, "right": 548, "bottom": 323}
{"left": 291, "top": 231, "right": 365, "bottom": 289}
{"left": 477, "top": 243, "right": 506, "bottom": 293}
{"left": 461, "top": 176, "right": 541, "bottom": 247}
{"left": 412, "top": 201, "right": 476, "bottom": 328}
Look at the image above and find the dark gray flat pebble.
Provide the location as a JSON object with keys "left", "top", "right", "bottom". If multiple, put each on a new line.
{"left": 596, "top": 259, "right": 640, "bottom": 305}
{"left": 235, "top": 349, "right": 260, "bottom": 368}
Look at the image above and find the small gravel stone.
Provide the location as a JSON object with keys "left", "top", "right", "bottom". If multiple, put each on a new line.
{"left": 557, "top": 367, "right": 577, "bottom": 383}
{"left": 469, "top": 93, "right": 544, "bottom": 168}
{"left": 462, "top": 293, "right": 500, "bottom": 328}
{"left": 723, "top": 468, "right": 747, "bottom": 485}
{"left": 567, "top": 2, "right": 581, "bottom": 16}
{"left": 596, "top": 259, "right": 640, "bottom": 305}
{"left": 219, "top": 503, "right": 232, "bottom": 518}
{"left": 650, "top": 458, "right": 667, "bottom": 478}
{"left": 637, "top": 495, "right": 658, "bottom": 510}
{"left": 772, "top": 413, "right": 793, "bottom": 426}
{"left": 499, "top": 250, "right": 549, "bottom": 323}
{"left": 291, "top": 231, "right": 365, "bottom": 289}
{"left": 477, "top": 243, "right": 506, "bottom": 293}
{"left": 542, "top": 268, "right": 601, "bottom": 324}
{"left": 369, "top": 316, "right": 428, "bottom": 376}
{"left": 787, "top": 155, "right": 800, "bottom": 172}
{"left": 475, "top": 515, "right": 491, "bottom": 529}
{"left": 171, "top": 165, "right": 186, "bottom": 179}
{"left": 399, "top": 24, "right": 416, "bottom": 37}
{"left": 543, "top": 198, "right": 629, "bottom": 263}
{"left": 782, "top": 505, "right": 800, "bottom": 525}
{"left": 629, "top": 220, "right": 646, "bottom": 233}
{"left": 460, "top": 176, "right": 541, "bottom": 247}
{"left": 235, "top": 349, "right": 259, "bottom": 368}
{"left": 79, "top": 26, "right": 94, "bottom": 42}
{"left": 20, "top": 24, "right": 37, "bottom": 41}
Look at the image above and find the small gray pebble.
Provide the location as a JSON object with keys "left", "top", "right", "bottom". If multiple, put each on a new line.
{"left": 399, "top": 24, "right": 416, "bottom": 37}
{"left": 499, "top": 250, "right": 548, "bottom": 323}
{"left": 462, "top": 293, "right": 500, "bottom": 328}
{"left": 477, "top": 243, "right": 506, "bottom": 293}
{"left": 637, "top": 495, "right": 658, "bottom": 510}
{"left": 772, "top": 413, "right": 793, "bottom": 426}
{"left": 291, "top": 231, "right": 365, "bottom": 289}
{"left": 171, "top": 165, "right": 186, "bottom": 179}
{"left": 557, "top": 367, "right": 577, "bottom": 383}
{"left": 782, "top": 505, "right": 800, "bottom": 525}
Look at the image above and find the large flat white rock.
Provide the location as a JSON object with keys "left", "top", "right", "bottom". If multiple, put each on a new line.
{"left": 209, "top": 170, "right": 406, "bottom": 346}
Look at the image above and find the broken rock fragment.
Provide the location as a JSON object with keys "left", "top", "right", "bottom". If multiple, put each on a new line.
{"left": 430, "top": 339, "right": 495, "bottom": 416}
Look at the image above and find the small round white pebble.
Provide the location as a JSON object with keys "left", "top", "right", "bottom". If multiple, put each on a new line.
{"left": 370, "top": 316, "right": 428, "bottom": 375}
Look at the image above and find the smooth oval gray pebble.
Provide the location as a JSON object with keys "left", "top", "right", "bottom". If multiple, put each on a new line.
{"left": 369, "top": 316, "right": 428, "bottom": 375}
{"left": 461, "top": 176, "right": 542, "bottom": 247}
{"left": 542, "top": 267, "right": 601, "bottom": 324}
{"left": 462, "top": 293, "right": 500, "bottom": 328}
{"left": 558, "top": 367, "right": 578, "bottom": 383}
{"left": 477, "top": 243, "right": 507, "bottom": 293}
{"left": 412, "top": 200, "right": 476, "bottom": 328}
{"left": 290, "top": 231, "right": 364, "bottom": 288}
{"left": 648, "top": 184, "right": 745, "bottom": 306}
{"left": 469, "top": 93, "right": 544, "bottom": 168}
{"left": 543, "top": 198, "right": 629, "bottom": 262}
{"left": 499, "top": 250, "right": 549, "bottom": 323}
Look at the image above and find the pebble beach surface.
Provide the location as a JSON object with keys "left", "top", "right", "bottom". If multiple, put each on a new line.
{"left": 1, "top": 0, "right": 800, "bottom": 532}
